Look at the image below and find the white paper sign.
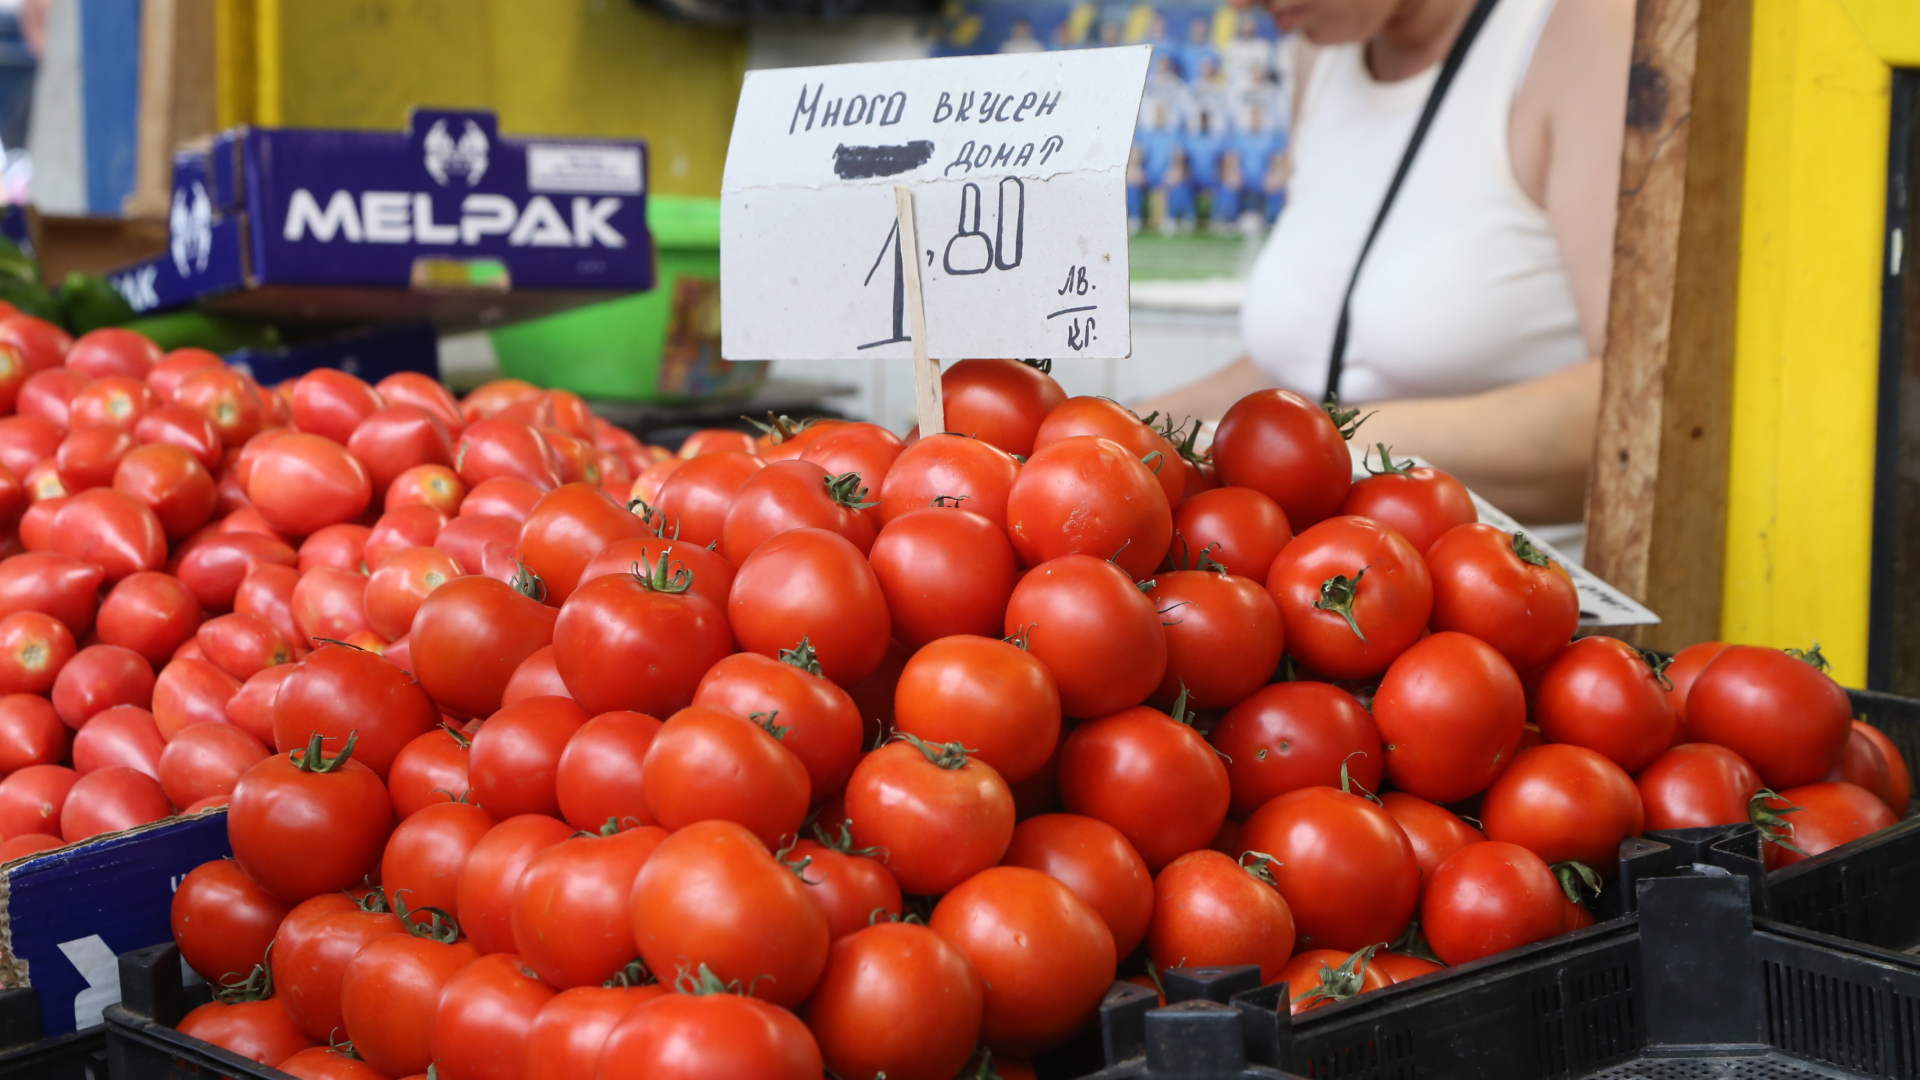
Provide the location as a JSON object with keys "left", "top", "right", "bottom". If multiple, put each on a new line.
{"left": 721, "top": 47, "right": 1151, "bottom": 361}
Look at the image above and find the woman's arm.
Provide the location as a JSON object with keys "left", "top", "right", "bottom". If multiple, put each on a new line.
{"left": 1137, "top": 356, "right": 1272, "bottom": 426}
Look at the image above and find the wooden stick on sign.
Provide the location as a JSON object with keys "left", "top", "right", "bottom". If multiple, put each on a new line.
{"left": 894, "top": 185, "right": 943, "bottom": 437}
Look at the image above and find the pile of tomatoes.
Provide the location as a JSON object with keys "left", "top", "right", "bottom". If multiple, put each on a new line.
{"left": 0, "top": 330, "right": 1898, "bottom": 1080}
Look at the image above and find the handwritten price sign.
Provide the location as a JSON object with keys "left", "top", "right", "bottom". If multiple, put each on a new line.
{"left": 720, "top": 47, "right": 1151, "bottom": 362}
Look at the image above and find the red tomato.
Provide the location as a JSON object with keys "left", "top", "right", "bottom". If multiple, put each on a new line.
{"left": 867, "top": 506, "right": 1017, "bottom": 648}
{"left": 364, "top": 505, "right": 446, "bottom": 570}
{"left": 1380, "top": 792, "right": 1484, "bottom": 892}
{"left": 234, "top": 563, "right": 301, "bottom": 648}
{"left": 551, "top": 560, "right": 732, "bottom": 717}
{"left": 1033, "top": 397, "right": 1185, "bottom": 506}
{"left": 502, "top": 643, "right": 569, "bottom": 706}
{"left": 70, "top": 376, "right": 158, "bottom": 430}
{"left": 522, "top": 985, "right": 666, "bottom": 1080}
{"left": 54, "top": 423, "right": 135, "bottom": 492}
{"left": 1146, "top": 569, "right": 1285, "bottom": 710}
{"left": 19, "top": 368, "right": 89, "bottom": 430}
{"left": 376, "top": 372, "right": 464, "bottom": 436}
{"left": 1213, "top": 682, "right": 1382, "bottom": 819}
{"left": 1481, "top": 744, "right": 1644, "bottom": 869}
{"left": 18, "top": 490, "right": 63, "bottom": 545}
{"left": 0, "top": 833, "right": 62, "bottom": 861}
{"left": 0, "top": 416, "right": 62, "bottom": 477}
{"left": 1239, "top": 786, "right": 1420, "bottom": 951}
{"left": 177, "top": 997, "right": 317, "bottom": 1068}
{"left": 135, "top": 404, "right": 224, "bottom": 471}
{"left": 1211, "top": 389, "right": 1353, "bottom": 529}
{"left": 273, "top": 643, "right": 439, "bottom": 780}
{"left": 629, "top": 459, "right": 680, "bottom": 506}
{"left": 456, "top": 418, "right": 561, "bottom": 491}
{"left": 512, "top": 823, "right": 666, "bottom": 987}
{"left": 468, "top": 695, "right": 589, "bottom": 819}
{"left": 578, "top": 534, "right": 733, "bottom": 610}
{"left": 721, "top": 458, "right": 878, "bottom": 564}
{"left": 52, "top": 643, "right": 154, "bottom": 727}
{"left": 387, "top": 723, "right": 470, "bottom": 819}
{"left": 0, "top": 609, "right": 76, "bottom": 692}
{"left": 642, "top": 704, "right": 809, "bottom": 845}
{"left": 555, "top": 710, "right": 660, "bottom": 830}
{"left": 271, "top": 891, "right": 398, "bottom": 1041}
{"left": 462, "top": 379, "right": 544, "bottom": 424}
{"left": 431, "top": 952, "right": 557, "bottom": 1080}
{"left": 1423, "top": 841, "right": 1571, "bottom": 966}
{"left": 891, "top": 636, "right": 1057, "bottom": 784}
{"left": 66, "top": 328, "right": 162, "bottom": 379}
{"left": 340, "top": 924, "right": 481, "bottom": 1077}
{"left": 648, "top": 449, "right": 762, "bottom": 548}
{"left": 229, "top": 733, "right": 394, "bottom": 901}
{"left": 113, "top": 443, "right": 218, "bottom": 540}
{"left": 1762, "top": 782, "right": 1899, "bottom": 869}
{"left": 1637, "top": 743, "right": 1764, "bottom": 830}
{"left": 1535, "top": 637, "right": 1678, "bottom": 773}
{"left": 387, "top": 463, "right": 466, "bottom": 515}
{"left": 151, "top": 657, "right": 242, "bottom": 740}
{"left": 676, "top": 428, "right": 758, "bottom": 459}
{"left": 246, "top": 433, "right": 372, "bottom": 537}
{"left": 797, "top": 421, "right": 905, "bottom": 494}
{"left": 0, "top": 314, "right": 72, "bottom": 372}
{"left": 877, "top": 433, "right": 1021, "bottom": 529}
{"left": 290, "top": 369, "right": 383, "bottom": 445}
{"left": 1664, "top": 640, "right": 1732, "bottom": 727}
{"left": 1006, "top": 435, "right": 1170, "bottom": 580}
{"left": 158, "top": 722, "right": 268, "bottom": 806}
{"left": 61, "top": 765, "right": 171, "bottom": 840}
{"left": 1275, "top": 948, "right": 1393, "bottom": 1013}
{"left": 1854, "top": 721, "right": 1911, "bottom": 812}
{"left": 1267, "top": 516, "right": 1431, "bottom": 680}
{"left": 0, "top": 764, "right": 75, "bottom": 836}
{"left": 1005, "top": 812, "right": 1155, "bottom": 956}
{"left": 295, "top": 524, "right": 368, "bottom": 575}
{"left": 1425, "top": 524, "right": 1579, "bottom": 671}
{"left": 1169, "top": 486, "right": 1293, "bottom": 581}
{"left": 433, "top": 514, "right": 519, "bottom": 576}
{"left": 1148, "top": 849, "right": 1296, "bottom": 982}
{"left": 1004, "top": 554, "right": 1167, "bottom": 719}
{"left": 729, "top": 528, "right": 890, "bottom": 687}
{"left": 455, "top": 813, "right": 575, "bottom": 955}
{"left": 940, "top": 357, "right": 1068, "bottom": 457}
{"left": 628, "top": 819, "right": 830, "bottom": 1007}
{"left": 692, "top": 651, "right": 863, "bottom": 804}
{"left": 174, "top": 367, "right": 265, "bottom": 447}
{"left": 804, "top": 921, "right": 984, "bottom": 1080}
{"left": 409, "top": 575, "right": 557, "bottom": 718}
{"left": 0, "top": 693, "right": 69, "bottom": 772}
{"left": 844, "top": 736, "right": 1014, "bottom": 895}
{"left": 71, "top": 704, "right": 165, "bottom": 777}
{"left": 1687, "top": 646, "right": 1853, "bottom": 789}
{"left": 1373, "top": 952, "right": 1445, "bottom": 984}
{"left": 51, "top": 488, "right": 165, "bottom": 581}
{"left": 277, "top": 1047, "right": 387, "bottom": 1080}
{"left": 515, "top": 483, "right": 648, "bottom": 601}
{"left": 1813, "top": 731, "right": 1886, "bottom": 802}
{"left": 175, "top": 531, "right": 298, "bottom": 611}
{"left": 787, "top": 827, "right": 903, "bottom": 939}
{"left": 171, "top": 858, "right": 292, "bottom": 985}
{"left": 1059, "top": 705, "right": 1229, "bottom": 871}
{"left": 929, "top": 865, "right": 1115, "bottom": 1056}
{"left": 376, "top": 799, "right": 495, "bottom": 919}
{"left": 1338, "top": 449, "right": 1476, "bottom": 554}
{"left": 1372, "top": 631, "right": 1526, "bottom": 804}
{"left": 196, "top": 612, "right": 292, "bottom": 680}
{"left": 146, "top": 348, "right": 225, "bottom": 401}
{"left": 0, "top": 551, "right": 104, "bottom": 634}
{"left": 597, "top": 990, "right": 823, "bottom": 1080}
{"left": 0, "top": 339, "right": 24, "bottom": 416}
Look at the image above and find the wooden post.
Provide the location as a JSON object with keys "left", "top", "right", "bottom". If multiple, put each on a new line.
{"left": 894, "top": 185, "right": 944, "bottom": 437}
{"left": 1583, "top": 0, "right": 1751, "bottom": 648}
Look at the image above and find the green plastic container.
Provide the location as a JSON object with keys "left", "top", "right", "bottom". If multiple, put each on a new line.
{"left": 489, "top": 195, "right": 767, "bottom": 401}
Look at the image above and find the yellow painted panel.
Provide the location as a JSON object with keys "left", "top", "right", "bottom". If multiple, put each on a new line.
{"left": 1722, "top": 0, "right": 1890, "bottom": 684}
{"left": 1835, "top": 0, "right": 1920, "bottom": 66}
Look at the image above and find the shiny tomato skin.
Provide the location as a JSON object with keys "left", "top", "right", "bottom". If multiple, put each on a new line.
{"left": 805, "top": 921, "right": 984, "bottom": 1080}
{"left": 845, "top": 739, "right": 1014, "bottom": 896}
{"left": 176, "top": 998, "right": 316, "bottom": 1068}
{"left": 19, "top": 368, "right": 90, "bottom": 430}
{"left": 54, "top": 422, "right": 135, "bottom": 492}
{"left": 1855, "top": 721, "right": 1912, "bottom": 812}
{"left": 797, "top": 421, "right": 905, "bottom": 494}
{"left": 375, "top": 372, "right": 464, "bottom": 436}
{"left": 52, "top": 643, "right": 154, "bottom": 728}
{"left": 52, "top": 488, "right": 166, "bottom": 581}
{"left": 1033, "top": 397, "right": 1185, "bottom": 506}
{"left": 433, "top": 514, "right": 519, "bottom": 577}
{"left": 175, "top": 368, "right": 265, "bottom": 446}
{"left": 1422, "top": 841, "right": 1566, "bottom": 965}
{"left": 461, "top": 379, "right": 543, "bottom": 424}
{"left": 387, "top": 463, "right": 465, "bottom": 515}
{"left": 339, "top": 932, "right": 481, "bottom": 1077}
{"left": 364, "top": 505, "right": 447, "bottom": 570}
{"left": 521, "top": 985, "right": 664, "bottom": 1080}
{"left": 877, "top": 433, "right": 1021, "bottom": 528}
{"left": 1058, "top": 705, "right": 1229, "bottom": 871}
{"left": 70, "top": 705, "right": 165, "bottom": 778}
{"left": 1004, "top": 812, "right": 1155, "bottom": 956}
{"left": 1148, "top": 849, "right": 1296, "bottom": 982}
{"left": 1338, "top": 460, "right": 1477, "bottom": 555}
{"left": 409, "top": 575, "right": 557, "bottom": 719}
{"left": 0, "top": 416, "right": 62, "bottom": 477}
{"left": 1214, "top": 682, "right": 1383, "bottom": 820}
{"left": 290, "top": 368, "right": 383, "bottom": 446}
{"left": 1664, "top": 641, "right": 1732, "bottom": 729}
{"left": 867, "top": 506, "right": 1017, "bottom": 648}
{"left": 1275, "top": 948, "right": 1394, "bottom": 1013}
{"left": 277, "top": 1047, "right": 387, "bottom": 1080}
{"left": 692, "top": 651, "right": 863, "bottom": 804}
{"left": 1481, "top": 744, "right": 1644, "bottom": 868}
{"left": 66, "top": 328, "right": 162, "bottom": 379}
{"left": 380, "top": 800, "right": 495, "bottom": 917}
{"left": 61, "top": 765, "right": 171, "bottom": 840}
{"left": 500, "top": 640, "right": 567, "bottom": 708}
{"left": 364, "top": 546, "right": 458, "bottom": 643}
{"left": 0, "top": 552, "right": 103, "bottom": 635}
{"left": 1380, "top": 792, "right": 1485, "bottom": 893}
{"left": 554, "top": 710, "right": 660, "bottom": 830}
{"left": 930, "top": 865, "right": 1116, "bottom": 1056}
{"left": 151, "top": 657, "right": 242, "bottom": 740}
{"left": 1372, "top": 631, "right": 1527, "bottom": 804}
{"left": 1425, "top": 523, "right": 1579, "bottom": 671}
{"left": 0, "top": 609, "right": 76, "bottom": 693}
{"left": 146, "top": 348, "right": 225, "bottom": 401}
{"left": 1762, "top": 782, "right": 1900, "bottom": 869}
{"left": 430, "top": 952, "right": 557, "bottom": 1080}
{"left": 729, "top": 528, "right": 890, "bottom": 687}
{"left": 228, "top": 742, "right": 393, "bottom": 902}
{"left": 295, "top": 524, "right": 368, "bottom": 575}
{"left": 1267, "top": 516, "right": 1432, "bottom": 680}
{"left": 388, "top": 724, "right": 471, "bottom": 819}
{"left": 113, "top": 442, "right": 218, "bottom": 540}
{"left": 135, "top": 404, "right": 224, "bottom": 471}
{"left": 1535, "top": 636, "right": 1678, "bottom": 773}
{"left": 940, "top": 358, "right": 1067, "bottom": 457}
{"left": 628, "top": 819, "right": 830, "bottom": 1008}
{"left": 234, "top": 563, "right": 301, "bottom": 650}
{"left": 170, "top": 858, "right": 292, "bottom": 986}
{"left": 0, "top": 314, "right": 71, "bottom": 373}
{"left": 651, "top": 448, "right": 763, "bottom": 548}
{"left": 1004, "top": 554, "right": 1166, "bottom": 719}
{"left": 551, "top": 569, "right": 733, "bottom": 717}
{"left": 456, "top": 813, "right": 575, "bottom": 955}
{"left": 271, "top": 894, "right": 401, "bottom": 1042}
{"left": 787, "top": 835, "right": 903, "bottom": 939}
{"left": 1211, "top": 389, "right": 1352, "bottom": 529}
{"left": 175, "top": 531, "right": 298, "bottom": 612}
{"left": 1637, "top": 743, "right": 1764, "bottom": 831}
{"left": 70, "top": 376, "right": 158, "bottom": 430}
{"left": 1169, "top": 486, "right": 1293, "bottom": 581}
{"left": 467, "top": 695, "right": 589, "bottom": 819}
{"left": 158, "top": 722, "right": 269, "bottom": 807}
{"left": 272, "top": 643, "right": 439, "bottom": 781}
{"left": 511, "top": 824, "right": 666, "bottom": 988}
{"left": 515, "top": 483, "right": 647, "bottom": 602}
{"left": 196, "top": 611, "right": 292, "bottom": 680}
{"left": 892, "top": 635, "right": 1059, "bottom": 786}
{"left": 455, "top": 418, "right": 561, "bottom": 491}
{"left": 1147, "top": 570, "right": 1285, "bottom": 710}
{"left": 0, "top": 693, "right": 69, "bottom": 772}
{"left": 597, "top": 991, "right": 823, "bottom": 1080}
{"left": 722, "top": 458, "right": 878, "bottom": 564}
{"left": 246, "top": 433, "right": 372, "bottom": 537}
{"left": 0, "top": 764, "right": 75, "bottom": 837}
{"left": 642, "top": 704, "right": 810, "bottom": 846}
{"left": 1240, "top": 786, "right": 1421, "bottom": 952}
{"left": 1005, "top": 435, "right": 1171, "bottom": 580}
{"left": 1687, "top": 646, "right": 1853, "bottom": 789}
{"left": 19, "top": 491, "right": 64, "bottom": 545}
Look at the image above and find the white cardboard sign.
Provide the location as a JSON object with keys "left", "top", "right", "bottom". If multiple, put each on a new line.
{"left": 720, "top": 47, "right": 1152, "bottom": 361}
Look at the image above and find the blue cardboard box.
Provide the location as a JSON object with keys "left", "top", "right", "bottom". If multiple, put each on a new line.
{"left": 0, "top": 812, "right": 231, "bottom": 1038}
{"left": 108, "top": 108, "right": 653, "bottom": 331}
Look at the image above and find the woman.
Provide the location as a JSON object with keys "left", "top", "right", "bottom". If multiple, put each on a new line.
{"left": 1141, "top": 0, "right": 1632, "bottom": 527}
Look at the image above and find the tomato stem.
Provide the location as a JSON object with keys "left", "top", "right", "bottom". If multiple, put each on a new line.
{"left": 290, "top": 731, "right": 360, "bottom": 774}
{"left": 1639, "top": 649, "right": 1675, "bottom": 691}
{"left": 628, "top": 552, "right": 694, "bottom": 595}
{"left": 743, "top": 412, "right": 818, "bottom": 444}
{"left": 604, "top": 959, "right": 656, "bottom": 988}
{"left": 1322, "top": 395, "right": 1374, "bottom": 441}
{"left": 892, "top": 731, "right": 973, "bottom": 770}
{"left": 1314, "top": 568, "right": 1370, "bottom": 641}
{"left": 1002, "top": 623, "right": 1034, "bottom": 651}
{"left": 439, "top": 721, "right": 471, "bottom": 750}
{"left": 1750, "top": 790, "right": 1809, "bottom": 855}
{"left": 750, "top": 710, "right": 791, "bottom": 741}
{"left": 1785, "top": 642, "right": 1831, "bottom": 673}
{"left": 1361, "top": 444, "right": 1414, "bottom": 477}
{"left": 1239, "top": 850, "right": 1282, "bottom": 886}
{"left": 212, "top": 963, "right": 273, "bottom": 1005}
{"left": 1388, "top": 918, "right": 1444, "bottom": 964}
{"left": 328, "top": 1033, "right": 363, "bottom": 1061}
{"left": 510, "top": 561, "right": 548, "bottom": 603}
{"left": 823, "top": 471, "right": 879, "bottom": 510}
{"left": 811, "top": 817, "right": 889, "bottom": 860}
{"left": 929, "top": 494, "right": 971, "bottom": 508}
{"left": 1550, "top": 860, "right": 1604, "bottom": 904}
{"left": 1294, "top": 944, "right": 1381, "bottom": 1007}
{"left": 1019, "top": 357, "right": 1053, "bottom": 374}
{"left": 1338, "top": 753, "right": 1382, "bottom": 805}
{"left": 778, "top": 637, "right": 823, "bottom": 676}
{"left": 1511, "top": 532, "right": 1552, "bottom": 568}
{"left": 674, "top": 961, "right": 751, "bottom": 996}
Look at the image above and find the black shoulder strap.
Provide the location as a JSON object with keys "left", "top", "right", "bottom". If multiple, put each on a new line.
{"left": 1324, "top": 0, "right": 1502, "bottom": 404}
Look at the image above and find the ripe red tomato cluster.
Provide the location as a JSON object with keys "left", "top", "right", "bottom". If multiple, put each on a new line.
{"left": 0, "top": 337, "right": 1899, "bottom": 1080}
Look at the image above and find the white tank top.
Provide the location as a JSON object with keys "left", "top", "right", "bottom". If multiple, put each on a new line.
{"left": 1239, "top": 0, "right": 1586, "bottom": 403}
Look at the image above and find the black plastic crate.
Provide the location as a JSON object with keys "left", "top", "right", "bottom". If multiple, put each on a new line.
{"left": 0, "top": 986, "right": 104, "bottom": 1079}
{"left": 1085, "top": 829, "right": 1920, "bottom": 1080}
{"left": 103, "top": 943, "right": 288, "bottom": 1080}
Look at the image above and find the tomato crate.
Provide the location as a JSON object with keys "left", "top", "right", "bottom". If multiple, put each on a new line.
{"left": 1084, "top": 833, "right": 1920, "bottom": 1080}
{"left": 0, "top": 987, "right": 105, "bottom": 1079}
{"left": 102, "top": 943, "right": 283, "bottom": 1080}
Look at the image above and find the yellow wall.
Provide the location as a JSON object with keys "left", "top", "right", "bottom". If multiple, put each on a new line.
{"left": 215, "top": 0, "right": 747, "bottom": 197}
